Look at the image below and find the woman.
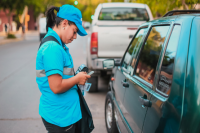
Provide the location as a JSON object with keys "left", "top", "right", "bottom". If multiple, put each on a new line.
{"left": 36, "top": 4, "right": 91, "bottom": 133}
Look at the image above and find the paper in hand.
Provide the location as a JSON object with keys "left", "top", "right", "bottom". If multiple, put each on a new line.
{"left": 79, "top": 83, "right": 92, "bottom": 96}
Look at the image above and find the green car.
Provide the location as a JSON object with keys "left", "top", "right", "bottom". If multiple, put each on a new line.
{"left": 103, "top": 10, "right": 200, "bottom": 133}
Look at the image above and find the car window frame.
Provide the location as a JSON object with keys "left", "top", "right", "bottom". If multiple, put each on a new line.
{"left": 130, "top": 22, "right": 174, "bottom": 91}
{"left": 153, "top": 23, "right": 182, "bottom": 99}
{"left": 120, "top": 25, "right": 149, "bottom": 72}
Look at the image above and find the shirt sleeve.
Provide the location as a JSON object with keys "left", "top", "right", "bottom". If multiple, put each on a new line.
{"left": 42, "top": 42, "right": 64, "bottom": 77}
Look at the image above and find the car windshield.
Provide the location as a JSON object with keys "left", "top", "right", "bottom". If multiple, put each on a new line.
{"left": 98, "top": 8, "right": 149, "bottom": 21}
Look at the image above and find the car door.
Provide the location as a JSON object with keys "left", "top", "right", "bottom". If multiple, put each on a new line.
{"left": 113, "top": 27, "right": 148, "bottom": 132}
{"left": 122, "top": 24, "right": 171, "bottom": 133}
{"left": 142, "top": 24, "right": 186, "bottom": 133}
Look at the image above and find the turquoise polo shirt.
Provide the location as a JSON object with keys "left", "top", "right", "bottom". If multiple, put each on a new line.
{"left": 36, "top": 27, "right": 81, "bottom": 127}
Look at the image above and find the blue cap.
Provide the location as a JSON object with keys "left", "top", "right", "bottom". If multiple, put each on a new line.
{"left": 57, "top": 4, "right": 87, "bottom": 36}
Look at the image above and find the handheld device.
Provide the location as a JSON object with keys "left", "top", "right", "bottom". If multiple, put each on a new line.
{"left": 87, "top": 71, "right": 94, "bottom": 76}
{"left": 75, "top": 64, "right": 88, "bottom": 75}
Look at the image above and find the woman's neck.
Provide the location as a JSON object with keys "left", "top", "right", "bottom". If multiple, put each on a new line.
{"left": 52, "top": 26, "right": 61, "bottom": 38}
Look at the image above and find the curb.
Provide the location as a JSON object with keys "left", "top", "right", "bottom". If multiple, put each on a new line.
{"left": 0, "top": 38, "right": 24, "bottom": 45}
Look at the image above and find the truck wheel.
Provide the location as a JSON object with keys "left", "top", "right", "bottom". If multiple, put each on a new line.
{"left": 105, "top": 92, "right": 119, "bottom": 133}
{"left": 88, "top": 76, "right": 98, "bottom": 92}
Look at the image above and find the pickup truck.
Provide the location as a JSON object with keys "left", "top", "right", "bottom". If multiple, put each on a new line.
{"left": 39, "top": 17, "right": 47, "bottom": 41}
{"left": 87, "top": 2, "right": 153, "bottom": 92}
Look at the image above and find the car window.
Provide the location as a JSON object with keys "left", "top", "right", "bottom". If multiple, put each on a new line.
{"left": 98, "top": 8, "right": 149, "bottom": 21}
{"left": 122, "top": 28, "right": 147, "bottom": 74}
{"left": 135, "top": 25, "right": 170, "bottom": 84}
{"left": 156, "top": 25, "right": 181, "bottom": 96}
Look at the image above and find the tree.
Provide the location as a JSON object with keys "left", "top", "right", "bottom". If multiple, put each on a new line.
{"left": 132, "top": 0, "right": 199, "bottom": 17}
{"left": 0, "top": 0, "right": 27, "bottom": 33}
{"left": 73, "top": 0, "right": 105, "bottom": 22}
{"left": 26, "top": 0, "right": 59, "bottom": 20}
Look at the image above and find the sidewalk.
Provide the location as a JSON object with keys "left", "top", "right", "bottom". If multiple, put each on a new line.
{"left": 0, "top": 31, "right": 23, "bottom": 45}
{"left": 0, "top": 30, "right": 39, "bottom": 45}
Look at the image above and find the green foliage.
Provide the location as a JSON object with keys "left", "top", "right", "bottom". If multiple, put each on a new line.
{"left": 7, "top": 33, "right": 16, "bottom": 39}
{"left": 0, "top": 0, "right": 26, "bottom": 14}
{"left": 1, "top": 0, "right": 199, "bottom": 23}
{"left": 133, "top": 0, "right": 199, "bottom": 17}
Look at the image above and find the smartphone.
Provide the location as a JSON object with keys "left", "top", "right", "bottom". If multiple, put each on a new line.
{"left": 87, "top": 71, "right": 94, "bottom": 76}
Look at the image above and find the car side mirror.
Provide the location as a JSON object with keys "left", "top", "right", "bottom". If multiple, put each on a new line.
{"left": 103, "top": 59, "right": 115, "bottom": 69}
{"left": 103, "top": 59, "right": 121, "bottom": 69}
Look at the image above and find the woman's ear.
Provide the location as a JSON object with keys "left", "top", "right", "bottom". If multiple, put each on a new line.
{"left": 62, "top": 19, "right": 68, "bottom": 28}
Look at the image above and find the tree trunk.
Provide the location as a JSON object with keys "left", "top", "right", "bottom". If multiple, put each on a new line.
{"left": 182, "top": 0, "right": 189, "bottom": 10}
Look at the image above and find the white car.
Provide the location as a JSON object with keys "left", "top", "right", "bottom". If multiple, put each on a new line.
{"left": 83, "top": 21, "right": 91, "bottom": 29}
{"left": 87, "top": 2, "right": 153, "bottom": 92}
{"left": 39, "top": 17, "right": 47, "bottom": 41}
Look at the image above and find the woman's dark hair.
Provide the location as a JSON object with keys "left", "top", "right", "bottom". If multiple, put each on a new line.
{"left": 45, "top": 6, "right": 76, "bottom": 32}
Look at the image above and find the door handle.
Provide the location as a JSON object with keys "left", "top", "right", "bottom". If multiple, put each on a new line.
{"left": 129, "top": 35, "right": 134, "bottom": 39}
{"left": 139, "top": 95, "right": 152, "bottom": 108}
{"left": 121, "top": 80, "right": 129, "bottom": 88}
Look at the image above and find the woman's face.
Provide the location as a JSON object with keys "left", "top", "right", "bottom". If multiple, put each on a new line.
{"left": 61, "top": 20, "right": 78, "bottom": 44}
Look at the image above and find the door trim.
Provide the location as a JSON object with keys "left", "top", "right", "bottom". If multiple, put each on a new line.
{"left": 113, "top": 97, "right": 133, "bottom": 133}
{"left": 125, "top": 73, "right": 153, "bottom": 95}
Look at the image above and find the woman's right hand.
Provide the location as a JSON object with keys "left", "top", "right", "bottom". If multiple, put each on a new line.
{"left": 76, "top": 72, "right": 91, "bottom": 85}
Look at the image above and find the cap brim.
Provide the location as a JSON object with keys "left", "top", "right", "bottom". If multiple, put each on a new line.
{"left": 76, "top": 24, "right": 88, "bottom": 36}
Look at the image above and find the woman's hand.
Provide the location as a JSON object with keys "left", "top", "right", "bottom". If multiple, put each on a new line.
{"left": 76, "top": 72, "right": 91, "bottom": 85}
{"left": 48, "top": 72, "right": 91, "bottom": 94}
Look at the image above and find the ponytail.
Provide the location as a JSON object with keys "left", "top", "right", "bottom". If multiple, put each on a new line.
{"left": 45, "top": 6, "right": 62, "bottom": 32}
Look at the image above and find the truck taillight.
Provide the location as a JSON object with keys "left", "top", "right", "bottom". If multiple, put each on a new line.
{"left": 90, "top": 32, "right": 98, "bottom": 55}
{"left": 127, "top": 27, "right": 138, "bottom": 30}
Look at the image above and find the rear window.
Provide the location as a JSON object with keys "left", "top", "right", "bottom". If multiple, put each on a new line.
{"left": 98, "top": 8, "right": 149, "bottom": 21}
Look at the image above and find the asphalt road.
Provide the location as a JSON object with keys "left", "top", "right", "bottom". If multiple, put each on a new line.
{"left": 0, "top": 32, "right": 108, "bottom": 133}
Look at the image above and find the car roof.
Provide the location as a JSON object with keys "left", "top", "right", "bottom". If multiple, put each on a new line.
{"left": 139, "top": 14, "right": 200, "bottom": 28}
{"left": 101, "top": 2, "right": 146, "bottom": 8}
{"left": 163, "top": 10, "right": 200, "bottom": 17}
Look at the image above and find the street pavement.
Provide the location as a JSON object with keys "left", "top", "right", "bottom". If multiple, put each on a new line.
{"left": 0, "top": 31, "right": 108, "bottom": 133}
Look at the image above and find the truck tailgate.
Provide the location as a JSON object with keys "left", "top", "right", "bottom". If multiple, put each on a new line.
{"left": 96, "top": 21, "right": 144, "bottom": 57}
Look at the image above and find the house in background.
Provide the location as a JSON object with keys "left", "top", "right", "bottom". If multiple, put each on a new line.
{"left": 0, "top": 9, "right": 15, "bottom": 32}
{"left": 0, "top": 6, "right": 35, "bottom": 33}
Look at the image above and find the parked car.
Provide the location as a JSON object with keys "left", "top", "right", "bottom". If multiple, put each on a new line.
{"left": 83, "top": 21, "right": 91, "bottom": 29}
{"left": 103, "top": 10, "right": 200, "bottom": 133}
{"left": 39, "top": 17, "right": 47, "bottom": 41}
{"left": 87, "top": 2, "right": 153, "bottom": 92}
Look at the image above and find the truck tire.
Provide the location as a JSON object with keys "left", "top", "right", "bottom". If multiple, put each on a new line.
{"left": 88, "top": 76, "right": 98, "bottom": 92}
